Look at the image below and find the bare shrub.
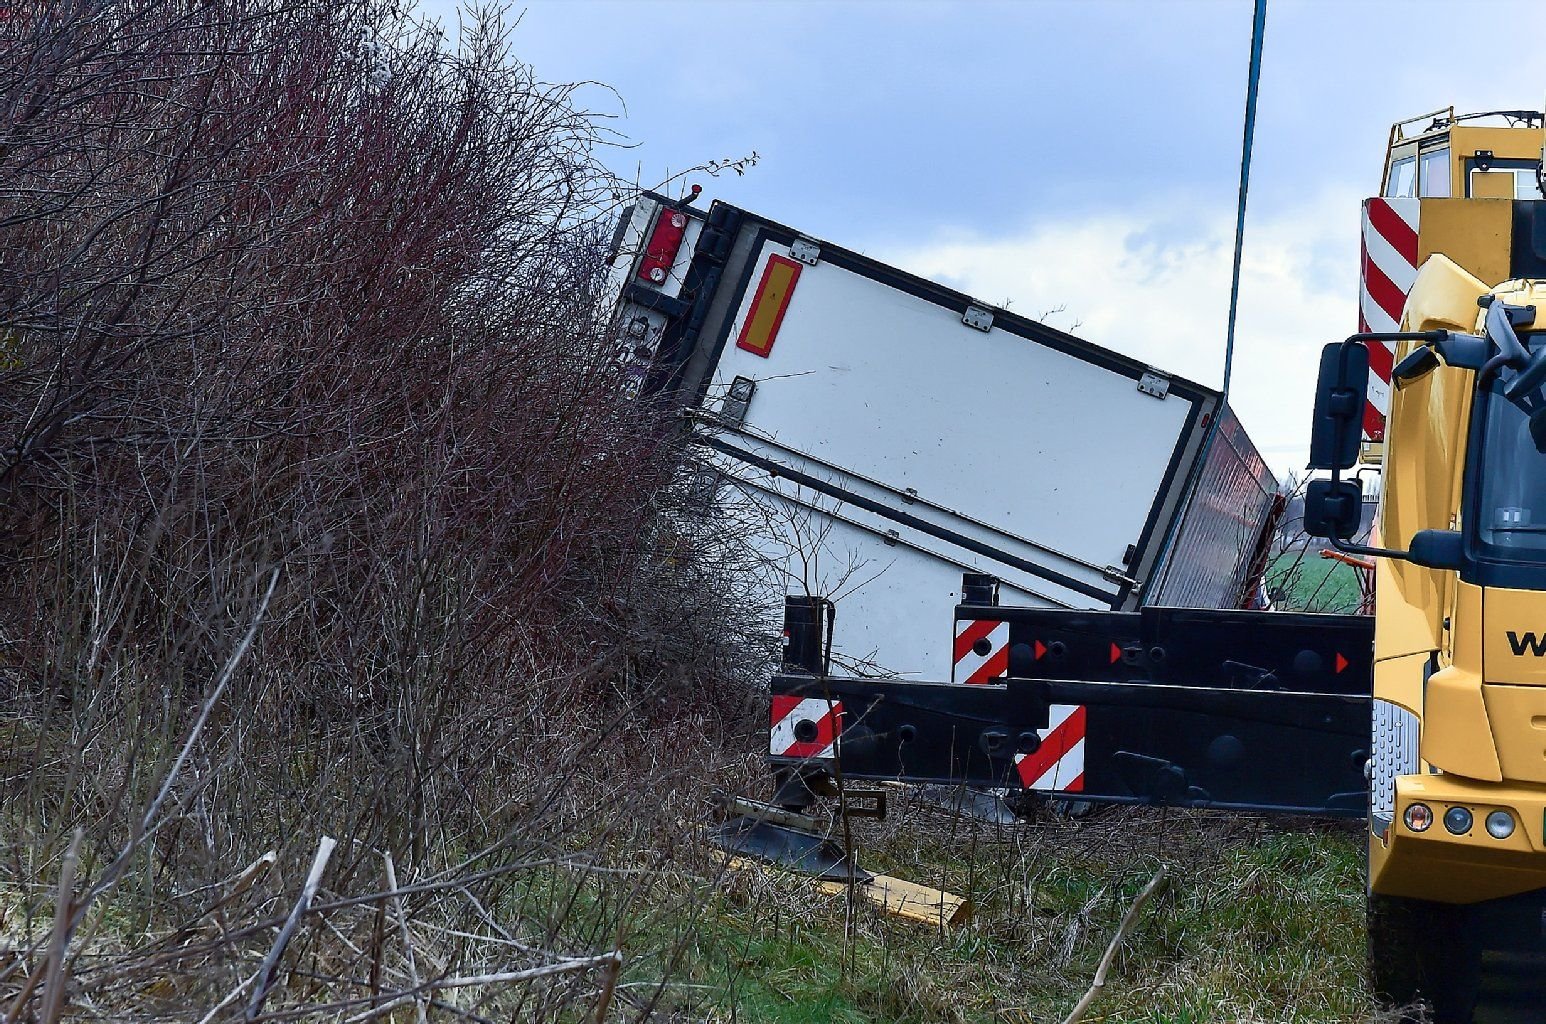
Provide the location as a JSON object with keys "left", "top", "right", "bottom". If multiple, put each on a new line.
{"left": 0, "top": 1, "right": 765, "bottom": 1018}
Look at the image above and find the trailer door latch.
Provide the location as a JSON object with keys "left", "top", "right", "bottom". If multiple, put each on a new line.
{"left": 962, "top": 305, "right": 994, "bottom": 332}
{"left": 1101, "top": 564, "right": 1138, "bottom": 587}
{"left": 1137, "top": 370, "right": 1170, "bottom": 399}
{"left": 790, "top": 238, "right": 821, "bottom": 266}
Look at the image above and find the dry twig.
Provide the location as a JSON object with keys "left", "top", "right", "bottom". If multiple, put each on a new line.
{"left": 1059, "top": 865, "right": 1170, "bottom": 1024}
{"left": 246, "top": 836, "right": 337, "bottom": 1021}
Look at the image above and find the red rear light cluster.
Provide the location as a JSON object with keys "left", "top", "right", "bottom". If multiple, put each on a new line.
{"left": 637, "top": 209, "right": 688, "bottom": 286}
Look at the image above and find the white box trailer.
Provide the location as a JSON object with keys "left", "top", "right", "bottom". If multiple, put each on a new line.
{"left": 609, "top": 193, "right": 1278, "bottom": 682}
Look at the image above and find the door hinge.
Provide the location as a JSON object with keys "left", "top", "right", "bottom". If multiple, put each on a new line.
{"left": 1137, "top": 370, "right": 1170, "bottom": 399}
{"left": 963, "top": 305, "right": 994, "bottom": 332}
{"left": 790, "top": 238, "right": 821, "bottom": 266}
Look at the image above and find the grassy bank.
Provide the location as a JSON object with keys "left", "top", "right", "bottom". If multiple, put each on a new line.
{"left": 618, "top": 799, "right": 1381, "bottom": 1023}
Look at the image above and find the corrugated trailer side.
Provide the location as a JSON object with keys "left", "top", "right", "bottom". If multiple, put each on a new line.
{"left": 1146, "top": 404, "right": 1280, "bottom": 608}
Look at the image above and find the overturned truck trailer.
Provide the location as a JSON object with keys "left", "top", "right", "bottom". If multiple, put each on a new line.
{"left": 610, "top": 192, "right": 1280, "bottom": 662}
{"left": 608, "top": 192, "right": 1364, "bottom": 815}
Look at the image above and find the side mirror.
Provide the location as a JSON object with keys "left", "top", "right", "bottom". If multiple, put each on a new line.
{"left": 1304, "top": 477, "right": 1363, "bottom": 540}
{"left": 1408, "top": 529, "right": 1464, "bottom": 571}
{"left": 1307, "top": 342, "right": 1370, "bottom": 470}
{"left": 1392, "top": 345, "right": 1439, "bottom": 385}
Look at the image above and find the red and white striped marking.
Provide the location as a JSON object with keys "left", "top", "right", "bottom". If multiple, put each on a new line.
{"left": 769, "top": 695, "right": 841, "bottom": 759}
{"left": 1014, "top": 703, "right": 1086, "bottom": 792}
{"left": 1359, "top": 197, "right": 1420, "bottom": 442}
{"left": 952, "top": 618, "right": 1009, "bottom": 684}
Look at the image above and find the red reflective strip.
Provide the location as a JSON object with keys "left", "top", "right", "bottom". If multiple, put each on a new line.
{"left": 965, "top": 645, "right": 1008, "bottom": 684}
{"left": 1358, "top": 228, "right": 1383, "bottom": 440}
{"left": 1364, "top": 253, "right": 1408, "bottom": 325}
{"left": 953, "top": 618, "right": 1000, "bottom": 664}
{"left": 774, "top": 700, "right": 842, "bottom": 759}
{"left": 1109, "top": 642, "right": 1121, "bottom": 665}
{"left": 1062, "top": 772, "right": 1085, "bottom": 793}
{"left": 770, "top": 694, "right": 803, "bottom": 728}
{"left": 1368, "top": 198, "right": 1419, "bottom": 265}
{"left": 1335, "top": 652, "right": 1349, "bottom": 674}
{"left": 1033, "top": 639, "right": 1047, "bottom": 661}
{"left": 1015, "top": 706, "right": 1086, "bottom": 788}
{"left": 1367, "top": 337, "right": 1394, "bottom": 383}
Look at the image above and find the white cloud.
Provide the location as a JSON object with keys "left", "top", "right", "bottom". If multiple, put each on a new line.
{"left": 873, "top": 188, "right": 1363, "bottom": 479}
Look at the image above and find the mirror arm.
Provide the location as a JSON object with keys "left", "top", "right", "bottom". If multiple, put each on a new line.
{"left": 1341, "top": 332, "right": 1447, "bottom": 360}
{"left": 1327, "top": 532, "right": 1410, "bottom": 561}
{"left": 1434, "top": 332, "right": 1489, "bottom": 370}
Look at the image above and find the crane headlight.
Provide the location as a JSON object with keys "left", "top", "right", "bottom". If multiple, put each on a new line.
{"left": 1443, "top": 806, "right": 1473, "bottom": 835}
{"left": 1486, "top": 810, "right": 1515, "bottom": 839}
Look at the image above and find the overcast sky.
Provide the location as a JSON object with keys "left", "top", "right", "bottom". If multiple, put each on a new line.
{"left": 419, "top": 0, "right": 1546, "bottom": 475}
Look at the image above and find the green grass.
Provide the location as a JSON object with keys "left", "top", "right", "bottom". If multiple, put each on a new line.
{"left": 642, "top": 802, "right": 1379, "bottom": 1023}
{"left": 1269, "top": 549, "right": 1366, "bottom": 613}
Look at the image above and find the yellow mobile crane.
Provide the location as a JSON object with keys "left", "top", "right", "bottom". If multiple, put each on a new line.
{"left": 1306, "top": 108, "right": 1546, "bottom": 1019}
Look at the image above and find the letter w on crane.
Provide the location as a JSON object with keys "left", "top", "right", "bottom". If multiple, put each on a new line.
{"left": 1507, "top": 631, "right": 1546, "bottom": 656}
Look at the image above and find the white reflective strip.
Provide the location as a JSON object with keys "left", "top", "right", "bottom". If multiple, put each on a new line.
{"left": 1366, "top": 373, "right": 1391, "bottom": 414}
{"left": 1044, "top": 702, "right": 1079, "bottom": 734}
{"left": 769, "top": 697, "right": 836, "bottom": 755}
{"left": 1363, "top": 217, "right": 1419, "bottom": 292}
{"left": 951, "top": 621, "right": 1008, "bottom": 682}
{"left": 1386, "top": 196, "right": 1420, "bottom": 234}
{"left": 1026, "top": 737, "right": 1087, "bottom": 792}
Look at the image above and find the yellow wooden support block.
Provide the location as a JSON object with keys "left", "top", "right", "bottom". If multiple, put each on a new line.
{"left": 709, "top": 841, "right": 970, "bottom": 928}
{"left": 815, "top": 874, "right": 972, "bottom": 929}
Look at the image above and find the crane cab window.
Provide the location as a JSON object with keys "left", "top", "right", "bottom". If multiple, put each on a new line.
{"left": 1464, "top": 159, "right": 1545, "bottom": 199}
{"left": 1473, "top": 373, "right": 1546, "bottom": 563}
{"left": 1418, "top": 147, "right": 1451, "bottom": 197}
{"left": 1386, "top": 155, "right": 1417, "bottom": 198}
{"left": 1384, "top": 143, "right": 1451, "bottom": 198}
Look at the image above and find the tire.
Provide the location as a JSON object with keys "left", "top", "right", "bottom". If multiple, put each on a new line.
{"left": 1368, "top": 891, "right": 1480, "bottom": 1024}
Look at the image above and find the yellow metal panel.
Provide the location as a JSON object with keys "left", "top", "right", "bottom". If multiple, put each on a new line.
{"left": 1374, "top": 257, "right": 1484, "bottom": 663}
{"left": 1372, "top": 649, "right": 1427, "bottom": 717}
{"left": 1402, "top": 253, "right": 1490, "bottom": 334}
{"left": 1416, "top": 198, "right": 1513, "bottom": 286}
{"left": 1483, "top": 587, "right": 1546, "bottom": 684}
{"left": 1451, "top": 581, "right": 1483, "bottom": 672}
{"left": 1482, "top": 685, "right": 1546, "bottom": 783}
{"left": 1371, "top": 557, "right": 1442, "bottom": 662}
{"left": 1472, "top": 170, "right": 1516, "bottom": 199}
{"left": 1422, "top": 666, "right": 1502, "bottom": 782}
{"left": 1448, "top": 124, "right": 1546, "bottom": 168}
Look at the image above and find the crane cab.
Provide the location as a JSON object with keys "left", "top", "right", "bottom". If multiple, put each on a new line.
{"left": 1359, "top": 110, "right": 1546, "bottom": 450}
{"left": 1382, "top": 107, "right": 1546, "bottom": 202}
